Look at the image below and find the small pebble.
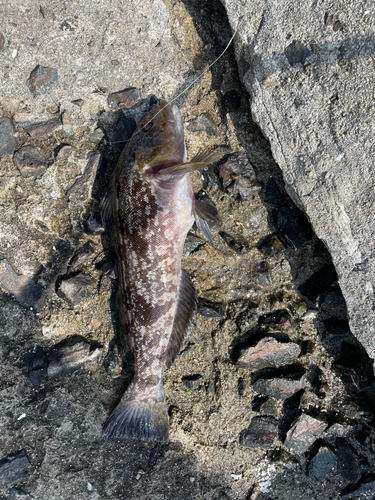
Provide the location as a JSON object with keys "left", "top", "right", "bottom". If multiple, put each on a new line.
{"left": 27, "top": 65, "right": 58, "bottom": 97}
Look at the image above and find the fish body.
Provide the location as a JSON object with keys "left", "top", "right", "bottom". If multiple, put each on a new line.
{"left": 102, "top": 99, "right": 222, "bottom": 442}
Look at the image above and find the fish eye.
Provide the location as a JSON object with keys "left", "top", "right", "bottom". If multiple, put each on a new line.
{"left": 142, "top": 120, "right": 153, "bottom": 132}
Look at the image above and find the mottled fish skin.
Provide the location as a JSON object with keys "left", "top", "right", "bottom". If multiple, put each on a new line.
{"left": 103, "top": 100, "right": 222, "bottom": 442}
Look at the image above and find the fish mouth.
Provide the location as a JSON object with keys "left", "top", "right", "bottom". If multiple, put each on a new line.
{"left": 146, "top": 101, "right": 186, "bottom": 171}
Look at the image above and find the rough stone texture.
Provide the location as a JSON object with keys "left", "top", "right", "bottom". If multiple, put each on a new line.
{"left": 222, "top": 0, "right": 375, "bottom": 365}
{"left": 285, "top": 414, "right": 328, "bottom": 455}
{"left": 13, "top": 146, "right": 49, "bottom": 178}
{"left": 237, "top": 337, "right": 301, "bottom": 369}
{"left": 239, "top": 416, "right": 279, "bottom": 449}
{"left": 21, "top": 117, "right": 61, "bottom": 138}
{"left": 0, "top": 451, "right": 31, "bottom": 488}
{"left": 307, "top": 446, "right": 336, "bottom": 481}
{"left": 253, "top": 376, "right": 304, "bottom": 400}
{"left": 48, "top": 337, "right": 103, "bottom": 380}
{"left": 0, "top": 118, "right": 17, "bottom": 158}
{"left": 1, "top": 1, "right": 375, "bottom": 499}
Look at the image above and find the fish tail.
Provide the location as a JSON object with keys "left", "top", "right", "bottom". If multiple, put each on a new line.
{"left": 103, "top": 388, "right": 169, "bottom": 443}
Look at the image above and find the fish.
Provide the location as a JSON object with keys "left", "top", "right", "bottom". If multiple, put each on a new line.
{"left": 101, "top": 99, "right": 223, "bottom": 443}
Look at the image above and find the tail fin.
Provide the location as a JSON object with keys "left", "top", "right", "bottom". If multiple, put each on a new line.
{"left": 103, "top": 395, "right": 169, "bottom": 443}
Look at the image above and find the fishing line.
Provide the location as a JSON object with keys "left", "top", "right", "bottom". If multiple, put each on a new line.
{"left": 110, "top": 15, "right": 246, "bottom": 145}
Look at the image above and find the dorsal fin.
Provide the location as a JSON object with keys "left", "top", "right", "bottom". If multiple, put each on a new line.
{"left": 165, "top": 269, "right": 197, "bottom": 369}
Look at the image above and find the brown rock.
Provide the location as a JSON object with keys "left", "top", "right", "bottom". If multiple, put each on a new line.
{"left": 284, "top": 414, "right": 327, "bottom": 454}
{"left": 27, "top": 65, "right": 58, "bottom": 97}
{"left": 22, "top": 117, "right": 61, "bottom": 138}
{"left": 108, "top": 87, "right": 140, "bottom": 109}
{"left": 253, "top": 377, "right": 304, "bottom": 400}
{"left": 0, "top": 32, "right": 5, "bottom": 51}
{"left": 13, "top": 146, "right": 48, "bottom": 178}
{"left": 237, "top": 337, "right": 301, "bottom": 370}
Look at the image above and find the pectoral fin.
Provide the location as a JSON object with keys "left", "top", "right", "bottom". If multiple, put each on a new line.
{"left": 193, "top": 198, "right": 221, "bottom": 224}
{"left": 158, "top": 147, "right": 225, "bottom": 178}
{"left": 196, "top": 219, "right": 215, "bottom": 247}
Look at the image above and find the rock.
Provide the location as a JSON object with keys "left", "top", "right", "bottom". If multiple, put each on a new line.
{"left": 0, "top": 450, "right": 31, "bottom": 488}
{"left": 341, "top": 477, "right": 375, "bottom": 500}
{"left": 181, "top": 374, "right": 203, "bottom": 390}
{"left": 88, "top": 128, "right": 105, "bottom": 144}
{"left": 21, "top": 118, "right": 61, "bottom": 138}
{"left": 237, "top": 337, "right": 301, "bottom": 370}
{"left": 56, "top": 273, "right": 94, "bottom": 305}
{"left": 27, "top": 65, "right": 58, "bottom": 97}
{"left": 256, "top": 234, "right": 285, "bottom": 259}
{"left": 183, "top": 233, "right": 204, "bottom": 256}
{"left": 56, "top": 145, "right": 75, "bottom": 160}
{"left": 83, "top": 215, "right": 104, "bottom": 235}
{"left": 284, "top": 414, "right": 327, "bottom": 454}
{"left": 307, "top": 446, "right": 336, "bottom": 481}
{"left": 66, "top": 150, "right": 101, "bottom": 196}
{"left": 0, "top": 118, "right": 17, "bottom": 158}
{"left": 259, "top": 398, "right": 278, "bottom": 417}
{"left": 197, "top": 298, "right": 224, "bottom": 318}
{"left": 219, "top": 153, "right": 261, "bottom": 200}
{"left": 47, "top": 336, "right": 103, "bottom": 380}
{"left": 108, "top": 87, "right": 140, "bottom": 109}
{"left": 67, "top": 243, "right": 95, "bottom": 273}
{"left": 13, "top": 146, "right": 49, "bottom": 178}
{"left": 0, "top": 32, "right": 4, "bottom": 50}
{"left": 258, "top": 309, "right": 292, "bottom": 328}
{"left": 187, "top": 113, "right": 217, "bottom": 136}
{"left": 239, "top": 416, "right": 279, "bottom": 449}
{"left": 335, "top": 437, "right": 361, "bottom": 483}
{"left": 253, "top": 377, "right": 304, "bottom": 400}
{"left": 223, "top": 0, "right": 375, "bottom": 364}
{"left": 0, "top": 259, "right": 43, "bottom": 309}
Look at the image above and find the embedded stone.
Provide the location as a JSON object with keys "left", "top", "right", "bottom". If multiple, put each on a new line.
{"left": 0, "top": 450, "right": 31, "bottom": 487}
{"left": 48, "top": 336, "right": 103, "bottom": 380}
{"left": 0, "top": 117, "right": 17, "bottom": 157}
{"left": 307, "top": 446, "right": 336, "bottom": 481}
{"left": 108, "top": 87, "right": 140, "bottom": 109}
{"left": 21, "top": 117, "right": 61, "bottom": 138}
{"left": 237, "top": 337, "right": 301, "bottom": 370}
{"left": 284, "top": 414, "right": 327, "bottom": 454}
{"left": 13, "top": 146, "right": 48, "bottom": 178}
{"left": 239, "top": 416, "right": 279, "bottom": 449}
{"left": 27, "top": 65, "right": 58, "bottom": 97}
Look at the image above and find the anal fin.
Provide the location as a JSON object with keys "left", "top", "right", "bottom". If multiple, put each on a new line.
{"left": 165, "top": 269, "right": 197, "bottom": 369}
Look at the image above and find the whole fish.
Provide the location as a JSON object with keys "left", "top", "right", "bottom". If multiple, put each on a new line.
{"left": 102, "top": 99, "right": 223, "bottom": 442}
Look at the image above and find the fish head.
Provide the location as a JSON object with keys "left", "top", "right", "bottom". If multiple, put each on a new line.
{"left": 133, "top": 100, "right": 186, "bottom": 172}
